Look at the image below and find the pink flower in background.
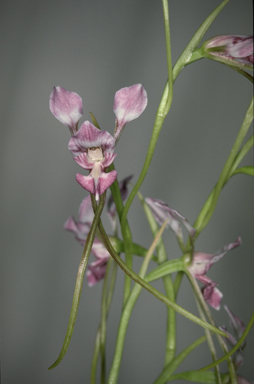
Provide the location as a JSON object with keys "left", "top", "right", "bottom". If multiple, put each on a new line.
{"left": 68, "top": 121, "right": 117, "bottom": 201}
{"left": 64, "top": 195, "right": 111, "bottom": 286}
{"left": 145, "top": 198, "right": 196, "bottom": 243}
{"left": 188, "top": 237, "right": 242, "bottom": 310}
{"left": 65, "top": 175, "right": 132, "bottom": 286}
{"left": 203, "top": 35, "right": 253, "bottom": 68}
{"left": 64, "top": 195, "right": 94, "bottom": 245}
{"left": 220, "top": 305, "right": 246, "bottom": 368}
{"left": 113, "top": 84, "right": 148, "bottom": 142}
{"left": 49, "top": 86, "right": 83, "bottom": 135}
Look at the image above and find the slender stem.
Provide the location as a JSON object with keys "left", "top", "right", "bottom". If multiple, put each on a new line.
{"left": 152, "top": 336, "right": 207, "bottom": 384}
{"left": 100, "top": 259, "right": 113, "bottom": 384}
{"left": 107, "top": 221, "right": 169, "bottom": 384}
{"left": 162, "top": 0, "right": 173, "bottom": 115}
{"left": 91, "top": 259, "right": 118, "bottom": 384}
{"left": 194, "top": 97, "right": 253, "bottom": 235}
{"left": 48, "top": 193, "right": 106, "bottom": 370}
{"left": 138, "top": 191, "right": 176, "bottom": 364}
{"left": 91, "top": 196, "right": 228, "bottom": 337}
{"left": 185, "top": 270, "right": 237, "bottom": 384}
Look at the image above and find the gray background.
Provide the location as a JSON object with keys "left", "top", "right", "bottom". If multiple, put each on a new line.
{"left": 1, "top": 0, "right": 253, "bottom": 383}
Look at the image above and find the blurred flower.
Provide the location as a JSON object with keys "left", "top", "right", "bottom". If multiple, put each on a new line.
{"left": 202, "top": 35, "right": 253, "bottom": 69}
{"left": 220, "top": 305, "right": 246, "bottom": 368}
{"left": 113, "top": 84, "right": 148, "bottom": 142}
{"left": 145, "top": 198, "right": 196, "bottom": 245}
{"left": 49, "top": 86, "right": 83, "bottom": 135}
{"left": 188, "top": 237, "right": 242, "bottom": 310}
{"left": 65, "top": 175, "right": 132, "bottom": 285}
{"left": 68, "top": 121, "right": 117, "bottom": 201}
{"left": 64, "top": 195, "right": 110, "bottom": 286}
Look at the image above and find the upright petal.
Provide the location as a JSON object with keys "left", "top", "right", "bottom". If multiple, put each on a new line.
{"left": 113, "top": 84, "right": 148, "bottom": 142}
{"left": 68, "top": 121, "right": 115, "bottom": 156}
{"left": 49, "top": 86, "right": 83, "bottom": 135}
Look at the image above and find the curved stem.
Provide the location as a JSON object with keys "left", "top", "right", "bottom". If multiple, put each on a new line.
{"left": 48, "top": 192, "right": 106, "bottom": 370}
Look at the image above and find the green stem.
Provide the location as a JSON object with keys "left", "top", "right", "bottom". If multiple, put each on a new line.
{"left": 185, "top": 270, "right": 237, "bottom": 384}
{"left": 194, "top": 97, "right": 253, "bottom": 235}
{"left": 91, "top": 259, "right": 117, "bottom": 384}
{"left": 152, "top": 336, "right": 207, "bottom": 384}
{"left": 90, "top": 196, "right": 227, "bottom": 337}
{"left": 107, "top": 221, "right": 170, "bottom": 384}
{"left": 138, "top": 191, "right": 176, "bottom": 364}
{"left": 48, "top": 192, "right": 106, "bottom": 370}
{"left": 162, "top": 0, "right": 173, "bottom": 115}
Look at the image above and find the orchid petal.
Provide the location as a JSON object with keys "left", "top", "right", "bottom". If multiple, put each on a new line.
{"left": 202, "top": 283, "right": 223, "bottom": 310}
{"left": 76, "top": 173, "right": 95, "bottom": 194}
{"left": 78, "top": 195, "right": 94, "bottom": 223}
{"left": 49, "top": 86, "right": 83, "bottom": 135}
{"left": 189, "top": 237, "right": 242, "bottom": 276}
{"left": 97, "top": 170, "right": 118, "bottom": 196}
{"left": 145, "top": 197, "right": 195, "bottom": 239}
{"left": 113, "top": 84, "right": 148, "bottom": 142}
{"left": 203, "top": 35, "right": 253, "bottom": 67}
{"left": 68, "top": 121, "right": 115, "bottom": 156}
{"left": 224, "top": 305, "right": 246, "bottom": 339}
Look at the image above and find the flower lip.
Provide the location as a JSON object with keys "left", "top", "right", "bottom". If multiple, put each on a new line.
{"left": 87, "top": 147, "right": 104, "bottom": 162}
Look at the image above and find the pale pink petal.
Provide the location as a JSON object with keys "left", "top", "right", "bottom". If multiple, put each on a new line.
{"left": 102, "top": 152, "right": 117, "bottom": 168}
{"left": 73, "top": 153, "right": 94, "bottom": 170}
{"left": 189, "top": 237, "right": 241, "bottom": 276}
{"left": 87, "top": 260, "right": 108, "bottom": 286}
{"left": 96, "top": 170, "right": 118, "bottom": 196}
{"left": 49, "top": 86, "right": 83, "bottom": 135}
{"left": 78, "top": 195, "right": 94, "bottom": 223}
{"left": 145, "top": 197, "right": 195, "bottom": 239}
{"left": 76, "top": 173, "right": 95, "bottom": 194}
{"left": 92, "top": 239, "right": 111, "bottom": 260}
{"left": 68, "top": 121, "right": 115, "bottom": 156}
{"left": 224, "top": 305, "right": 246, "bottom": 339}
{"left": 202, "top": 284, "right": 223, "bottom": 310}
{"left": 113, "top": 84, "right": 148, "bottom": 142}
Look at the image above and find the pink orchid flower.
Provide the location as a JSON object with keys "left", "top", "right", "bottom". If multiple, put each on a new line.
{"left": 220, "top": 305, "right": 246, "bottom": 368}
{"left": 68, "top": 121, "right": 117, "bottom": 201}
{"left": 202, "top": 35, "right": 253, "bottom": 68}
{"left": 50, "top": 84, "right": 147, "bottom": 198}
{"left": 64, "top": 195, "right": 111, "bottom": 286}
{"left": 188, "top": 237, "right": 242, "bottom": 310}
